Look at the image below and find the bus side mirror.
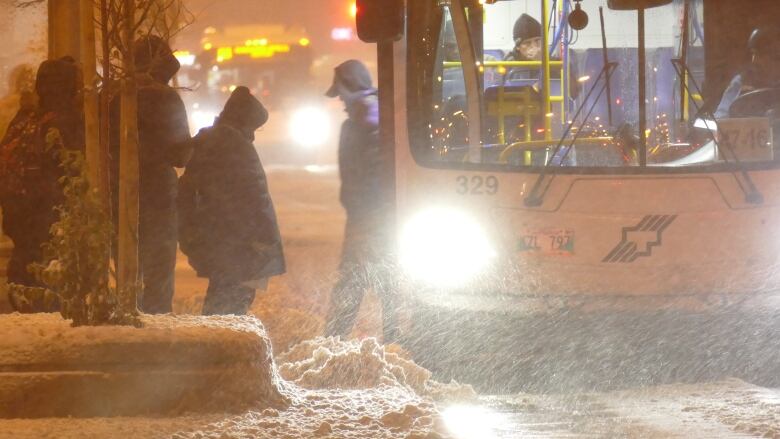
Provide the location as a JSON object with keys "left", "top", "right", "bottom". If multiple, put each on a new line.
{"left": 356, "top": 0, "right": 405, "bottom": 43}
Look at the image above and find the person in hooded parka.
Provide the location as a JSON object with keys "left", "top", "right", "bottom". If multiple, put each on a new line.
{"left": 178, "top": 86, "right": 285, "bottom": 315}
{"left": 109, "top": 36, "right": 192, "bottom": 314}
{"left": 322, "top": 60, "right": 399, "bottom": 343}
{"left": 0, "top": 57, "right": 83, "bottom": 310}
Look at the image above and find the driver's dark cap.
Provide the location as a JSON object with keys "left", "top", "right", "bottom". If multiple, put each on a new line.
{"left": 326, "top": 59, "right": 373, "bottom": 97}
{"left": 748, "top": 28, "right": 780, "bottom": 54}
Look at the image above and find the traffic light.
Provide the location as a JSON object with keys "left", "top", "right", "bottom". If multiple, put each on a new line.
{"left": 355, "top": 0, "right": 404, "bottom": 43}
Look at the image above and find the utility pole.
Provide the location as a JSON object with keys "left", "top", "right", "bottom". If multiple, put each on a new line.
{"left": 48, "top": 0, "right": 81, "bottom": 60}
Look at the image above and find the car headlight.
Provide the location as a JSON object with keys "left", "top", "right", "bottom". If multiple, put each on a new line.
{"left": 191, "top": 109, "right": 218, "bottom": 133}
{"left": 399, "top": 207, "right": 496, "bottom": 288}
{"left": 288, "top": 106, "right": 330, "bottom": 148}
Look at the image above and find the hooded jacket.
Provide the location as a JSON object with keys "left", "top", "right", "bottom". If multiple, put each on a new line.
{"left": 0, "top": 57, "right": 83, "bottom": 206}
{"left": 0, "top": 57, "right": 84, "bottom": 293}
{"left": 178, "top": 86, "right": 285, "bottom": 281}
{"left": 327, "top": 60, "right": 386, "bottom": 218}
{"left": 109, "top": 36, "right": 191, "bottom": 220}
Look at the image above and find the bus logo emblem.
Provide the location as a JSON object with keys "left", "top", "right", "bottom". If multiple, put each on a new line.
{"left": 602, "top": 215, "right": 677, "bottom": 263}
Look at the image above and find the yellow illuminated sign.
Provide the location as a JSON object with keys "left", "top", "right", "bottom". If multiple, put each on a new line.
{"left": 216, "top": 47, "right": 233, "bottom": 62}
{"left": 244, "top": 38, "right": 269, "bottom": 46}
{"left": 229, "top": 44, "right": 290, "bottom": 59}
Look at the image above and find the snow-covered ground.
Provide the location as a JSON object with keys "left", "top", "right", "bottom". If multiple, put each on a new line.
{"left": 0, "top": 327, "right": 777, "bottom": 438}
{"left": 0, "top": 347, "right": 778, "bottom": 438}
{"left": 1, "top": 168, "right": 779, "bottom": 438}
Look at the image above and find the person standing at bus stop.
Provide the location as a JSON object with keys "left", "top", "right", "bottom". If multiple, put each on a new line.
{"left": 110, "top": 36, "right": 192, "bottom": 314}
{"left": 323, "top": 60, "right": 399, "bottom": 343}
{"left": 178, "top": 86, "right": 286, "bottom": 315}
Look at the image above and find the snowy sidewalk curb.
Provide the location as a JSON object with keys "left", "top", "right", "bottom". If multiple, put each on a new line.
{"left": 0, "top": 313, "right": 291, "bottom": 418}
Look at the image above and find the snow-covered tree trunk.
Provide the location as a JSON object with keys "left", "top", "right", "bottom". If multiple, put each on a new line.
{"left": 117, "top": 0, "right": 140, "bottom": 312}
{"left": 81, "top": 0, "right": 108, "bottom": 202}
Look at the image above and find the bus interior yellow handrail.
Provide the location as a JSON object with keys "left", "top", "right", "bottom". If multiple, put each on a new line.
{"left": 442, "top": 60, "right": 564, "bottom": 68}
{"left": 499, "top": 136, "right": 614, "bottom": 163}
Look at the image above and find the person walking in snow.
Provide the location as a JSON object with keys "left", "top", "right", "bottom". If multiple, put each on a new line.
{"left": 109, "top": 36, "right": 192, "bottom": 314}
{"left": 178, "top": 86, "right": 286, "bottom": 315}
{"left": 0, "top": 57, "right": 83, "bottom": 310}
{"left": 323, "top": 60, "right": 398, "bottom": 343}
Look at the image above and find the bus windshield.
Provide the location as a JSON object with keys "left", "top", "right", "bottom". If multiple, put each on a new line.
{"left": 407, "top": 0, "right": 780, "bottom": 172}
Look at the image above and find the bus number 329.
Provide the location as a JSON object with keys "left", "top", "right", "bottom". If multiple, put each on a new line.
{"left": 456, "top": 175, "right": 499, "bottom": 195}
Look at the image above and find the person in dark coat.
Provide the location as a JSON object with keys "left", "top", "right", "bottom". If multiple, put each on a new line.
{"left": 109, "top": 36, "right": 192, "bottom": 314}
{"left": 715, "top": 28, "right": 780, "bottom": 119}
{"left": 178, "top": 86, "right": 285, "bottom": 315}
{"left": 504, "top": 14, "right": 544, "bottom": 64}
{"left": 323, "top": 60, "right": 398, "bottom": 343}
{"left": 0, "top": 57, "right": 82, "bottom": 309}
{"left": 504, "top": 14, "right": 580, "bottom": 99}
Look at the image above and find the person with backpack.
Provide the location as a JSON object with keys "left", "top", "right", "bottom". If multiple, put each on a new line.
{"left": 322, "top": 60, "right": 398, "bottom": 343}
{"left": 178, "top": 86, "right": 285, "bottom": 315}
{"left": 0, "top": 57, "right": 83, "bottom": 309}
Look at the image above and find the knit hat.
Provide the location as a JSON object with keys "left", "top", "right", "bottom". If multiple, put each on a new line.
{"left": 748, "top": 28, "right": 780, "bottom": 54}
{"left": 513, "top": 14, "right": 542, "bottom": 43}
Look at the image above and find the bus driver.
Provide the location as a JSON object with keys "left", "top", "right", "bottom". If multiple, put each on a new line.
{"left": 715, "top": 28, "right": 780, "bottom": 119}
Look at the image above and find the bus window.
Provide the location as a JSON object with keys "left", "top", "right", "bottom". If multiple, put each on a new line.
{"left": 431, "top": 9, "right": 469, "bottom": 160}
{"left": 408, "top": 0, "right": 779, "bottom": 172}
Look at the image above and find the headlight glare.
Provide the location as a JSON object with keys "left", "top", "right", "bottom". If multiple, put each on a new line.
{"left": 289, "top": 106, "right": 330, "bottom": 148}
{"left": 400, "top": 207, "right": 496, "bottom": 287}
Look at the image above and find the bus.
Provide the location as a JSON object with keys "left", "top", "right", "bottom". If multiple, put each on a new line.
{"left": 358, "top": 0, "right": 780, "bottom": 389}
{"left": 177, "top": 25, "right": 336, "bottom": 155}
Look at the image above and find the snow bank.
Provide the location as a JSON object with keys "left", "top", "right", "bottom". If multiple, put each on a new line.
{"left": 277, "top": 336, "right": 477, "bottom": 401}
{"left": 0, "top": 313, "right": 291, "bottom": 417}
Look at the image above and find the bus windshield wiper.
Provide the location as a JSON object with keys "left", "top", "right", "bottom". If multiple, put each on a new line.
{"left": 524, "top": 62, "right": 618, "bottom": 207}
{"left": 671, "top": 59, "right": 764, "bottom": 205}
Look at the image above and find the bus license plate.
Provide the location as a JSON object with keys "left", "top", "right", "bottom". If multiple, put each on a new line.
{"left": 518, "top": 229, "right": 575, "bottom": 255}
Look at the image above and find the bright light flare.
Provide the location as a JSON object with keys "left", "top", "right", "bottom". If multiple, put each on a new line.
{"left": 331, "top": 27, "right": 353, "bottom": 41}
{"left": 441, "top": 405, "right": 509, "bottom": 439}
{"left": 191, "top": 109, "right": 218, "bottom": 133}
{"left": 400, "top": 207, "right": 496, "bottom": 287}
{"left": 288, "top": 106, "right": 331, "bottom": 148}
{"left": 349, "top": 2, "right": 358, "bottom": 18}
{"left": 173, "top": 50, "right": 195, "bottom": 66}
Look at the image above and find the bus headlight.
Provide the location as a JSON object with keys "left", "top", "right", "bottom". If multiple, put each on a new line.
{"left": 289, "top": 106, "right": 330, "bottom": 148}
{"left": 399, "top": 207, "right": 496, "bottom": 287}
